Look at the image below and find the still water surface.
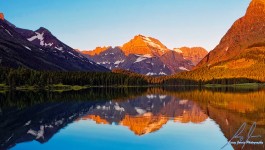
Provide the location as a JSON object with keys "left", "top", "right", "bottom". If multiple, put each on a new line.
{"left": 0, "top": 87, "right": 264, "bottom": 150}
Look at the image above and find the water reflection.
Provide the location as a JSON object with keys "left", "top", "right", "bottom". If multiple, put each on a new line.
{"left": 78, "top": 95, "right": 208, "bottom": 136}
{"left": 0, "top": 87, "right": 264, "bottom": 150}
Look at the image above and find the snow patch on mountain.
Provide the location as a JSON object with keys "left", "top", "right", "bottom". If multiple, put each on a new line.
{"left": 142, "top": 36, "right": 166, "bottom": 51}
{"left": 24, "top": 120, "right": 31, "bottom": 126}
{"left": 23, "top": 45, "right": 32, "bottom": 51}
{"left": 68, "top": 51, "right": 78, "bottom": 57}
{"left": 114, "top": 60, "right": 125, "bottom": 65}
{"left": 179, "top": 67, "right": 189, "bottom": 71}
{"left": 135, "top": 54, "right": 153, "bottom": 63}
{"left": 159, "top": 72, "right": 167, "bottom": 75}
{"left": 146, "top": 95, "right": 157, "bottom": 99}
{"left": 135, "top": 57, "right": 147, "bottom": 63}
{"left": 114, "top": 103, "right": 125, "bottom": 112}
{"left": 173, "top": 48, "right": 183, "bottom": 53}
{"left": 27, "top": 32, "right": 45, "bottom": 46}
{"left": 146, "top": 72, "right": 157, "bottom": 76}
{"left": 45, "top": 43, "right": 53, "bottom": 47}
{"left": 135, "top": 107, "right": 146, "bottom": 115}
{"left": 55, "top": 46, "right": 63, "bottom": 51}
{"left": 159, "top": 95, "right": 167, "bottom": 100}
{"left": 27, "top": 126, "right": 44, "bottom": 140}
{"left": 1, "top": 25, "right": 13, "bottom": 36}
{"left": 5, "top": 29, "right": 13, "bottom": 36}
{"left": 179, "top": 100, "right": 188, "bottom": 105}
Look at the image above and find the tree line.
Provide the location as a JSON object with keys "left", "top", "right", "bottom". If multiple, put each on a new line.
{"left": 0, "top": 67, "right": 148, "bottom": 88}
{"left": 0, "top": 67, "right": 263, "bottom": 88}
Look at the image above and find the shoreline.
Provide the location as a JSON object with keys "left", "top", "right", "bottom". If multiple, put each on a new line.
{"left": 0, "top": 83, "right": 264, "bottom": 92}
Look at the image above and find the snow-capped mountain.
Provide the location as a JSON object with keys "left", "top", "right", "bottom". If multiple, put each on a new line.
{"left": 83, "top": 35, "right": 200, "bottom": 75}
{"left": 87, "top": 46, "right": 173, "bottom": 75}
{"left": 0, "top": 15, "right": 108, "bottom": 72}
{"left": 121, "top": 35, "right": 170, "bottom": 57}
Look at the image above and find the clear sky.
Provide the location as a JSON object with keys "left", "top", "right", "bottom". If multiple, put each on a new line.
{"left": 0, "top": 0, "right": 251, "bottom": 51}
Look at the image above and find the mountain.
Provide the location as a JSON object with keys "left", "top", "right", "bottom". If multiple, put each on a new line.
{"left": 88, "top": 46, "right": 172, "bottom": 75}
{"left": 122, "top": 54, "right": 172, "bottom": 75}
{"left": 83, "top": 35, "right": 198, "bottom": 75}
{"left": 196, "top": 0, "right": 265, "bottom": 69}
{"left": 0, "top": 15, "right": 109, "bottom": 72}
{"left": 170, "top": 0, "right": 265, "bottom": 82}
{"left": 121, "top": 35, "right": 169, "bottom": 57}
{"left": 82, "top": 46, "right": 111, "bottom": 56}
{"left": 160, "top": 51, "right": 194, "bottom": 73}
{"left": 89, "top": 47, "right": 126, "bottom": 70}
{"left": 173, "top": 47, "right": 208, "bottom": 65}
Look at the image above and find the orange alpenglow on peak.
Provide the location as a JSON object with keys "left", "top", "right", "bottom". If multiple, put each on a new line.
{"left": 196, "top": 0, "right": 265, "bottom": 68}
{"left": 0, "top": 13, "right": 4, "bottom": 20}
{"left": 174, "top": 47, "right": 208, "bottom": 65}
{"left": 82, "top": 46, "right": 111, "bottom": 56}
{"left": 81, "top": 115, "right": 109, "bottom": 124}
{"left": 246, "top": 0, "right": 265, "bottom": 17}
{"left": 120, "top": 115, "right": 168, "bottom": 136}
{"left": 121, "top": 34, "right": 170, "bottom": 57}
{"left": 252, "top": 0, "right": 265, "bottom": 4}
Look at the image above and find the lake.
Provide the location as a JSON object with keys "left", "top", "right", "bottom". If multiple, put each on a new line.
{"left": 0, "top": 87, "right": 264, "bottom": 150}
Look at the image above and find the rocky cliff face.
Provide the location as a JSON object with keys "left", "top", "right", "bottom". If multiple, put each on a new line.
{"left": 196, "top": 0, "right": 265, "bottom": 68}
{"left": 175, "top": 47, "right": 208, "bottom": 65}
{"left": 160, "top": 50, "right": 194, "bottom": 73}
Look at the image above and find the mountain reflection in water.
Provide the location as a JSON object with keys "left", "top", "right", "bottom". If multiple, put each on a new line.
{"left": 0, "top": 87, "right": 264, "bottom": 150}
{"left": 78, "top": 95, "right": 208, "bottom": 136}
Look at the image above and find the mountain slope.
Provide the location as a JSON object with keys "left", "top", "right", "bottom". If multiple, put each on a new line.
{"left": 82, "top": 46, "right": 111, "bottom": 56}
{"left": 169, "top": 0, "right": 265, "bottom": 82}
{"left": 90, "top": 47, "right": 127, "bottom": 70}
{"left": 174, "top": 47, "right": 208, "bottom": 65}
{"left": 0, "top": 17, "right": 108, "bottom": 72}
{"left": 160, "top": 51, "right": 194, "bottom": 73}
{"left": 120, "top": 54, "right": 172, "bottom": 75}
{"left": 196, "top": 0, "right": 265, "bottom": 68}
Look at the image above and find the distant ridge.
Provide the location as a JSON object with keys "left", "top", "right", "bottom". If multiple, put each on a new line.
{"left": 81, "top": 35, "right": 205, "bottom": 76}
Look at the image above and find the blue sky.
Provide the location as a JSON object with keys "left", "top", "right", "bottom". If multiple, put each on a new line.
{"left": 0, "top": 0, "right": 251, "bottom": 51}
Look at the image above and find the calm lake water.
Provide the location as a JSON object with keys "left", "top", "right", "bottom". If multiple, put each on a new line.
{"left": 0, "top": 87, "right": 264, "bottom": 150}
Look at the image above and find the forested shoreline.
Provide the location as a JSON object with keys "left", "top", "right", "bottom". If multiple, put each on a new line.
{"left": 0, "top": 67, "right": 148, "bottom": 88}
{"left": 0, "top": 67, "right": 263, "bottom": 90}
